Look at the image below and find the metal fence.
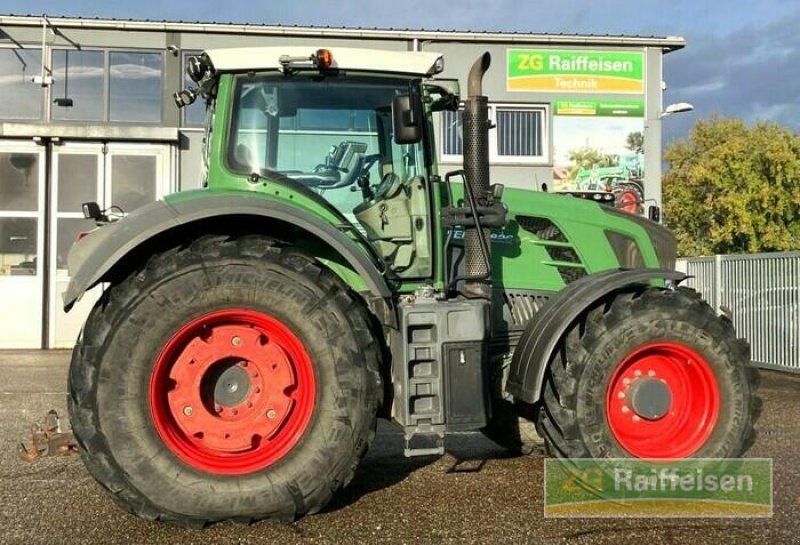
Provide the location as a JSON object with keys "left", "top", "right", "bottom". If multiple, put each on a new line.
{"left": 677, "top": 252, "right": 800, "bottom": 373}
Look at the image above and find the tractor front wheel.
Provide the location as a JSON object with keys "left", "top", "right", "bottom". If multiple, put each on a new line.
{"left": 68, "top": 234, "right": 380, "bottom": 526}
{"left": 536, "top": 287, "right": 760, "bottom": 459}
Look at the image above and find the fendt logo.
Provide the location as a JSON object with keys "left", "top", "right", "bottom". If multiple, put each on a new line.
{"left": 507, "top": 49, "right": 644, "bottom": 94}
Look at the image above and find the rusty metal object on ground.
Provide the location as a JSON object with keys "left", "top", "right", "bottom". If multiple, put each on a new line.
{"left": 19, "top": 409, "right": 77, "bottom": 462}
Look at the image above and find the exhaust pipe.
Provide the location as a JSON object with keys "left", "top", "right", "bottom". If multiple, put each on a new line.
{"left": 462, "top": 52, "right": 492, "bottom": 298}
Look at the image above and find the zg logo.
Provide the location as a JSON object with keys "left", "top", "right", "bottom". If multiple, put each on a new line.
{"left": 516, "top": 53, "right": 544, "bottom": 72}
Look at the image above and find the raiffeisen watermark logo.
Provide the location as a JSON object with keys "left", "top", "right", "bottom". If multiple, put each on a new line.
{"left": 544, "top": 458, "right": 772, "bottom": 517}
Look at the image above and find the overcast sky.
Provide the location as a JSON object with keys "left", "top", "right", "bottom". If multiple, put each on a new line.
{"left": 3, "top": 0, "right": 799, "bottom": 143}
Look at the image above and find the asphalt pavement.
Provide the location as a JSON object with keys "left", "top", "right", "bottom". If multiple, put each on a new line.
{"left": 1, "top": 351, "right": 798, "bottom": 545}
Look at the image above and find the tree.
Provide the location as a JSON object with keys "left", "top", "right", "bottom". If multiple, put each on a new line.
{"left": 663, "top": 117, "right": 800, "bottom": 256}
{"left": 626, "top": 131, "right": 644, "bottom": 154}
{"left": 567, "top": 147, "right": 616, "bottom": 180}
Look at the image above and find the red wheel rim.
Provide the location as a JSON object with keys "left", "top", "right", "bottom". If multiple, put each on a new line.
{"left": 617, "top": 190, "right": 639, "bottom": 214}
{"left": 149, "top": 309, "right": 315, "bottom": 475}
{"left": 605, "top": 342, "right": 720, "bottom": 458}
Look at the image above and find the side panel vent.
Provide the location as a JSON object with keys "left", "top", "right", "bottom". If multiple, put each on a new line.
{"left": 516, "top": 215, "right": 567, "bottom": 242}
{"left": 558, "top": 266, "right": 587, "bottom": 284}
{"left": 545, "top": 246, "right": 580, "bottom": 263}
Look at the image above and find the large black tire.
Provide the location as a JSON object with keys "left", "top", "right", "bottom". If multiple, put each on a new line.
{"left": 536, "top": 287, "right": 761, "bottom": 459}
{"left": 68, "top": 234, "right": 381, "bottom": 527}
{"left": 613, "top": 182, "right": 644, "bottom": 215}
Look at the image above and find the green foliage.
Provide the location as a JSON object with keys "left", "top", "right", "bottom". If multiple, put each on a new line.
{"left": 663, "top": 117, "right": 800, "bottom": 256}
{"left": 626, "top": 131, "right": 644, "bottom": 154}
{"left": 567, "top": 147, "right": 617, "bottom": 180}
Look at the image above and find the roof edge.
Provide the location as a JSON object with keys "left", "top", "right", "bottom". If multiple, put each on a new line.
{"left": 0, "top": 14, "right": 686, "bottom": 52}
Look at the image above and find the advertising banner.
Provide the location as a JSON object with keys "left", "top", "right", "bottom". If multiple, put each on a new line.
{"left": 552, "top": 97, "right": 646, "bottom": 214}
{"left": 508, "top": 49, "right": 644, "bottom": 94}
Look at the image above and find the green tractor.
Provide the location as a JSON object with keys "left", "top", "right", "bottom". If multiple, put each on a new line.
{"left": 64, "top": 47, "right": 759, "bottom": 526}
{"left": 573, "top": 161, "right": 645, "bottom": 214}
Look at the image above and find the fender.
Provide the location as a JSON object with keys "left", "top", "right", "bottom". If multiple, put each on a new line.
{"left": 63, "top": 193, "right": 392, "bottom": 311}
{"left": 506, "top": 268, "right": 687, "bottom": 404}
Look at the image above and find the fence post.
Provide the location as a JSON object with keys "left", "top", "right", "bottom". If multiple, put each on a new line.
{"left": 714, "top": 254, "right": 723, "bottom": 311}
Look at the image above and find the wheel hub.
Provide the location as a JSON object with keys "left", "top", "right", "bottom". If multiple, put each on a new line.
{"left": 210, "top": 362, "right": 251, "bottom": 407}
{"left": 628, "top": 378, "right": 671, "bottom": 420}
{"left": 606, "top": 342, "right": 720, "bottom": 458}
{"left": 149, "top": 309, "right": 316, "bottom": 475}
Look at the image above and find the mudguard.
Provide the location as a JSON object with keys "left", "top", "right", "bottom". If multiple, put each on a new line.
{"left": 506, "top": 268, "right": 687, "bottom": 404}
{"left": 63, "top": 193, "right": 392, "bottom": 311}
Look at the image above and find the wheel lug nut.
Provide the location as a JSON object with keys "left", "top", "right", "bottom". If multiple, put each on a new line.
{"left": 183, "top": 406, "right": 193, "bottom": 416}
{"left": 617, "top": 392, "right": 625, "bottom": 399}
{"left": 254, "top": 387, "right": 261, "bottom": 394}
{"left": 232, "top": 336, "right": 242, "bottom": 347}
{"left": 267, "top": 409, "right": 277, "bottom": 420}
{"left": 632, "top": 415, "right": 641, "bottom": 422}
{"left": 648, "top": 370, "right": 656, "bottom": 377}
{"left": 634, "top": 370, "right": 642, "bottom": 377}
{"left": 623, "top": 378, "right": 631, "bottom": 385}
{"left": 232, "top": 408, "right": 238, "bottom": 416}
{"left": 214, "top": 404, "right": 222, "bottom": 414}
{"left": 246, "top": 401, "right": 253, "bottom": 408}
{"left": 621, "top": 406, "right": 630, "bottom": 413}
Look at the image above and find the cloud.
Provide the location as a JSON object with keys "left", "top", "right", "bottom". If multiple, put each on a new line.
{"left": 663, "top": 7, "right": 800, "bottom": 143}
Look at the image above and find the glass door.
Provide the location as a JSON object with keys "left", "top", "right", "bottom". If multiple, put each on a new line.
{"left": 49, "top": 142, "right": 173, "bottom": 348}
{"left": 0, "top": 141, "right": 45, "bottom": 348}
{"left": 50, "top": 143, "right": 104, "bottom": 348}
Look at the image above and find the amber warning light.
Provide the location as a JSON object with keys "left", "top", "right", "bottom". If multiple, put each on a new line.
{"left": 316, "top": 49, "right": 334, "bottom": 69}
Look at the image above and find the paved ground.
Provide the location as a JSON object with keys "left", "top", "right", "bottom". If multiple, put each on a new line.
{"left": 1, "top": 351, "right": 798, "bottom": 545}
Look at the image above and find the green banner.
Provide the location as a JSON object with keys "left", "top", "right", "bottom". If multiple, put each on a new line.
{"left": 554, "top": 99, "right": 645, "bottom": 117}
{"left": 545, "top": 458, "right": 773, "bottom": 518}
{"left": 508, "top": 49, "right": 644, "bottom": 94}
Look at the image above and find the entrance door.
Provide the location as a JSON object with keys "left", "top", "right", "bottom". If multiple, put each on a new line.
{"left": 49, "top": 142, "right": 172, "bottom": 348}
{"left": 0, "top": 141, "right": 45, "bottom": 348}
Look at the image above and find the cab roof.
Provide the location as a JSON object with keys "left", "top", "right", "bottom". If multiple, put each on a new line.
{"left": 204, "top": 46, "right": 444, "bottom": 77}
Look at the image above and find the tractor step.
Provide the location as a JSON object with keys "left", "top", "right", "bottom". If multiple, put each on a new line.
{"left": 403, "top": 429, "right": 445, "bottom": 457}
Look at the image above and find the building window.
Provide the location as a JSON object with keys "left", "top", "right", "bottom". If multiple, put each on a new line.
{"left": 110, "top": 52, "right": 163, "bottom": 122}
{"left": 0, "top": 48, "right": 43, "bottom": 120}
{"left": 441, "top": 109, "right": 463, "bottom": 157}
{"left": 49, "top": 48, "right": 164, "bottom": 123}
{"left": 496, "top": 107, "right": 544, "bottom": 158}
{"left": 439, "top": 104, "right": 549, "bottom": 165}
{"left": 52, "top": 50, "right": 105, "bottom": 121}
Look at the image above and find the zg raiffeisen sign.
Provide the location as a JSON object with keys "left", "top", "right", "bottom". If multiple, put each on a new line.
{"left": 507, "top": 49, "right": 644, "bottom": 94}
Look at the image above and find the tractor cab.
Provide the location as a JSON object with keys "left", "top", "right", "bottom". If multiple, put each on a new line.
{"left": 180, "top": 47, "right": 458, "bottom": 279}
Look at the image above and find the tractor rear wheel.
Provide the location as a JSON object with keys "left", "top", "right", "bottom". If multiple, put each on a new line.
{"left": 536, "top": 287, "right": 760, "bottom": 459}
{"left": 68, "top": 234, "right": 381, "bottom": 527}
{"left": 614, "top": 182, "right": 644, "bottom": 214}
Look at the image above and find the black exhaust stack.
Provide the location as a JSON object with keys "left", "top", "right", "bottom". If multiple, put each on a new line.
{"left": 462, "top": 52, "right": 492, "bottom": 298}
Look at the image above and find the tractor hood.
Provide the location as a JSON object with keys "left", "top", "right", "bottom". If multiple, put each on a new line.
{"left": 480, "top": 186, "right": 678, "bottom": 292}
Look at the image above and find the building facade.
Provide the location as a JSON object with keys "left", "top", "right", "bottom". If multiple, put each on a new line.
{"left": 0, "top": 15, "right": 684, "bottom": 348}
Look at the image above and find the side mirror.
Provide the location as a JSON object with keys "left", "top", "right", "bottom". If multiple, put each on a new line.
{"left": 648, "top": 205, "right": 661, "bottom": 223}
{"left": 392, "top": 95, "right": 422, "bottom": 144}
{"left": 82, "top": 202, "right": 103, "bottom": 220}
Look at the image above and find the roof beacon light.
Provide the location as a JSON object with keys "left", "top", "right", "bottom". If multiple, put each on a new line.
{"left": 315, "top": 49, "right": 334, "bottom": 70}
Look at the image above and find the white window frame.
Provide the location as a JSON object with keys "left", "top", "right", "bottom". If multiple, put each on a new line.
{"left": 438, "top": 102, "right": 550, "bottom": 166}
